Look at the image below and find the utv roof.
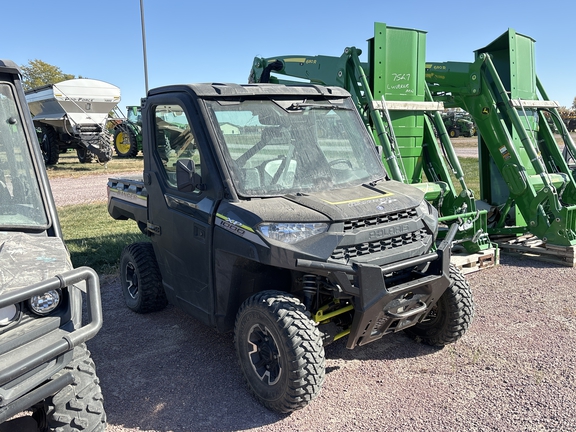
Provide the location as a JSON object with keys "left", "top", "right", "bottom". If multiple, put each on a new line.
{"left": 148, "top": 83, "right": 351, "bottom": 98}
{"left": 0, "top": 59, "right": 20, "bottom": 75}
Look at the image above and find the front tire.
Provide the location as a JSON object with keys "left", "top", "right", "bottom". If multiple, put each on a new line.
{"left": 234, "top": 291, "right": 325, "bottom": 413}
{"left": 120, "top": 242, "right": 167, "bottom": 313}
{"left": 404, "top": 264, "right": 474, "bottom": 346}
{"left": 32, "top": 344, "right": 106, "bottom": 432}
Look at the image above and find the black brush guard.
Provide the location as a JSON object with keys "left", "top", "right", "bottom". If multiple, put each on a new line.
{"left": 296, "top": 223, "right": 457, "bottom": 349}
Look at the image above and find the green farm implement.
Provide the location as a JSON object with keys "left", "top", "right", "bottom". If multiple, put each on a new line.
{"left": 426, "top": 28, "right": 576, "bottom": 263}
{"left": 250, "top": 23, "right": 495, "bottom": 271}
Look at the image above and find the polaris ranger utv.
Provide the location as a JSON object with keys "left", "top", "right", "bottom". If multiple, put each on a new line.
{"left": 108, "top": 83, "right": 474, "bottom": 413}
{"left": 0, "top": 60, "right": 105, "bottom": 431}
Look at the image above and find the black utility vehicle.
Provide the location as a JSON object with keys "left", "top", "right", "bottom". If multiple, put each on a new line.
{"left": 108, "top": 83, "right": 474, "bottom": 413}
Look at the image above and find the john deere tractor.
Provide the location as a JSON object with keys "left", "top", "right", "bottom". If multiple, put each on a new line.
{"left": 113, "top": 106, "right": 142, "bottom": 158}
{"left": 442, "top": 111, "right": 476, "bottom": 138}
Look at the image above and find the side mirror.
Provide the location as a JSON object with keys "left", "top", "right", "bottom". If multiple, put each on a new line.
{"left": 176, "top": 159, "right": 203, "bottom": 192}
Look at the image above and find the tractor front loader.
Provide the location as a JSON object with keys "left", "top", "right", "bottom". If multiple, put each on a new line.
{"left": 250, "top": 23, "right": 495, "bottom": 269}
{"left": 426, "top": 28, "right": 576, "bottom": 261}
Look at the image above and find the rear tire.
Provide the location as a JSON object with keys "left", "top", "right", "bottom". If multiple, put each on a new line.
{"left": 234, "top": 290, "right": 325, "bottom": 413}
{"left": 448, "top": 127, "right": 460, "bottom": 138}
{"left": 120, "top": 242, "right": 167, "bottom": 313}
{"left": 39, "top": 125, "right": 60, "bottom": 165}
{"left": 114, "top": 126, "right": 139, "bottom": 158}
{"left": 404, "top": 264, "right": 474, "bottom": 346}
{"left": 32, "top": 344, "right": 106, "bottom": 432}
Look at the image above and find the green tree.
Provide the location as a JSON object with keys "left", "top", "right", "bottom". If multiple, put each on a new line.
{"left": 572, "top": 96, "right": 576, "bottom": 110}
{"left": 20, "top": 59, "right": 76, "bottom": 91}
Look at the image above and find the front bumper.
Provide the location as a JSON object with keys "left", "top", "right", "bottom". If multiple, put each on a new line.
{"left": 0, "top": 267, "right": 102, "bottom": 422}
{"left": 297, "top": 223, "right": 457, "bottom": 349}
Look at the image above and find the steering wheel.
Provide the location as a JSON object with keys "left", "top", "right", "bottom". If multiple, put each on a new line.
{"left": 329, "top": 159, "right": 353, "bottom": 169}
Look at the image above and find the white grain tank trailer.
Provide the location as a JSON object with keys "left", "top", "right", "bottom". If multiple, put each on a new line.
{"left": 25, "top": 78, "right": 120, "bottom": 165}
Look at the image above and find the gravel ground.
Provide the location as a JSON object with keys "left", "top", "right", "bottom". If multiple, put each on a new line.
{"left": 48, "top": 171, "right": 141, "bottom": 207}
{"left": 90, "top": 255, "right": 576, "bottom": 432}
{"left": 49, "top": 157, "right": 576, "bottom": 431}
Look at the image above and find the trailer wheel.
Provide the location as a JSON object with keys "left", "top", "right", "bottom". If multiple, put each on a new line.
{"left": 76, "top": 147, "right": 96, "bottom": 163}
{"left": 114, "top": 126, "right": 139, "bottom": 158}
{"left": 97, "top": 132, "right": 114, "bottom": 163}
{"left": 39, "top": 125, "right": 60, "bottom": 165}
{"left": 234, "top": 290, "right": 325, "bottom": 413}
{"left": 120, "top": 242, "right": 167, "bottom": 313}
{"left": 32, "top": 344, "right": 106, "bottom": 432}
{"left": 404, "top": 264, "right": 474, "bottom": 346}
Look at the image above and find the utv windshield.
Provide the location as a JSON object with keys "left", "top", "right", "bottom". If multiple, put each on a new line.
{"left": 208, "top": 96, "right": 386, "bottom": 197}
{"left": 0, "top": 83, "right": 48, "bottom": 228}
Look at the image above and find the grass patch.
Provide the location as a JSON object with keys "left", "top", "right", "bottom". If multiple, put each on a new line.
{"left": 456, "top": 157, "right": 481, "bottom": 198}
{"left": 58, "top": 203, "right": 148, "bottom": 274}
{"left": 46, "top": 151, "right": 144, "bottom": 179}
{"left": 422, "top": 157, "right": 481, "bottom": 198}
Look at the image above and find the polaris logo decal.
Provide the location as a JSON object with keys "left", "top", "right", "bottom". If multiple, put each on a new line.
{"left": 369, "top": 224, "right": 409, "bottom": 240}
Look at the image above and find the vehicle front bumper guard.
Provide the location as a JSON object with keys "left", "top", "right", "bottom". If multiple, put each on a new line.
{"left": 296, "top": 223, "right": 457, "bottom": 349}
{"left": 0, "top": 267, "right": 102, "bottom": 422}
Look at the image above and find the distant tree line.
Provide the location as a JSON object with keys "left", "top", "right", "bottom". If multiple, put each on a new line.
{"left": 19, "top": 59, "right": 79, "bottom": 91}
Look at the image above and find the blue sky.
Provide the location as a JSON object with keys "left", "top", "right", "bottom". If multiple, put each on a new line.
{"left": 5, "top": 1, "right": 575, "bottom": 111}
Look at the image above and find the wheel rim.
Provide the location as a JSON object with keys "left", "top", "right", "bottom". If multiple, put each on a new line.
{"left": 124, "top": 262, "right": 139, "bottom": 299}
{"left": 247, "top": 324, "right": 281, "bottom": 385}
{"left": 115, "top": 131, "right": 130, "bottom": 154}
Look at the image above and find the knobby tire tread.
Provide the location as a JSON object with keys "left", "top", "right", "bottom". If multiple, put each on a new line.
{"left": 41, "top": 125, "right": 60, "bottom": 166}
{"left": 235, "top": 290, "right": 325, "bottom": 413}
{"left": 122, "top": 242, "right": 167, "bottom": 313}
{"left": 37, "top": 344, "right": 106, "bottom": 432}
{"left": 405, "top": 264, "right": 475, "bottom": 347}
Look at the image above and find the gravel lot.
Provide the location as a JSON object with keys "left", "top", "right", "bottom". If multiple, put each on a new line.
{"left": 49, "top": 156, "right": 576, "bottom": 431}
{"left": 48, "top": 171, "right": 141, "bottom": 207}
{"left": 90, "top": 255, "right": 576, "bottom": 432}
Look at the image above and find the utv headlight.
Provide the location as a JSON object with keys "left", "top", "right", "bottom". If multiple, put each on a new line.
{"left": 258, "top": 222, "right": 328, "bottom": 244}
{"left": 28, "top": 289, "right": 62, "bottom": 316}
{"left": 0, "top": 304, "right": 18, "bottom": 326}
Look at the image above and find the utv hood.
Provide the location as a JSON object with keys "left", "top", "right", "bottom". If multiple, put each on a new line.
{"left": 283, "top": 180, "right": 426, "bottom": 222}
{"left": 0, "top": 233, "right": 72, "bottom": 295}
{"left": 226, "top": 180, "right": 429, "bottom": 231}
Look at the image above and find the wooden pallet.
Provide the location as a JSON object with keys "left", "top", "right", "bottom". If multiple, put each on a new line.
{"left": 495, "top": 235, "right": 576, "bottom": 267}
{"left": 450, "top": 247, "right": 499, "bottom": 275}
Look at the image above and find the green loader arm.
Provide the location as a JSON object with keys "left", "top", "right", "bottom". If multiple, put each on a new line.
{"left": 426, "top": 54, "right": 576, "bottom": 246}
{"left": 250, "top": 46, "right": 491, "bottom": 253}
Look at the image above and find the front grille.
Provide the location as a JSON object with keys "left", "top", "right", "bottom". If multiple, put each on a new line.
{"left": 343, "top": 208, "right": 418, "bottom": 232}
{"left": 331, "top": 229, "right": 429, "bottom": 261}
